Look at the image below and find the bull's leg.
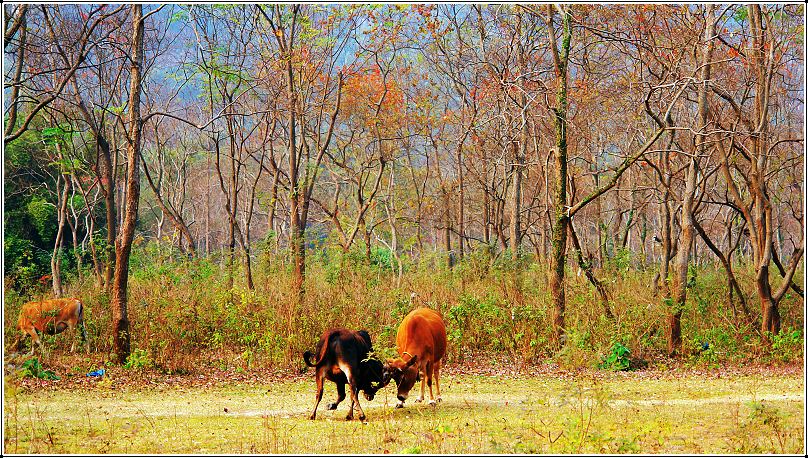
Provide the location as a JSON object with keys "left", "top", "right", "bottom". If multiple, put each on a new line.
{"left": 434, "top": 362, "right": 442, "bottom": 403}
{"left": 309, "top": 368, "right": 325, "bottom": 420}
{"left": 67, "top": 323, "right": 77, "bottom": 353}
{"left": 346, "top": 383, "right": 366, "bottom": 421}
{"left": 415, "top": 362, "right": 427, "bottom": 403}
{"left": 23, "top": 327, "right": 40, "bottom": 356}
{"left": 340, "top": 365, "right": 365, "bottom": 421}
{"left": 346, "top": 386, "right": 355, "bottom": 420}
{"left": 327, "top": 381, "right": 346, "bottom": 410}
{"left": 37, "top": 339, "right": 46, "bottom": 358}
{"left": 426, "top": 363, "right": 436, "bottom": 405}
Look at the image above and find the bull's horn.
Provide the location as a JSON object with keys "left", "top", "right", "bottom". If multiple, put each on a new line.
{"left": 404, "top": 353, "right": 418, "bottom": 367}
{"left": 361, "top": 351, "right": 379, "bottom": 364}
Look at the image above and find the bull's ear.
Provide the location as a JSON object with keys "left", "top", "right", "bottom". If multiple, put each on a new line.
{"left": 405, "top": 354, "right": 418, "bottom": 368}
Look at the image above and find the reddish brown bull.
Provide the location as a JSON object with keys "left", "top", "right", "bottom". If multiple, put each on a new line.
{"left": 13, "top": 298, "right": 88, "bottom": 354}
{"left": 383, "top": 307, "right": 447, "bottom": 408}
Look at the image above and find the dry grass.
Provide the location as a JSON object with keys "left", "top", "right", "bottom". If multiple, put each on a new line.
{"left": 4, "top": 248, "right": 803, "bottom": 373}
{"left": 3, "top": 371, "right": 804, "bottom": 454}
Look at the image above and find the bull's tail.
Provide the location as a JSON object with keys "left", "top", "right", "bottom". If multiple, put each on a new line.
{"left": 303, "top": 334, "right": 331, "bottom": 367}
{"left": 303, "top": 351, "right": 319, "bottom": 367}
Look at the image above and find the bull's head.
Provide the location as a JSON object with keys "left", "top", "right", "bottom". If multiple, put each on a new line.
{"left": 359, "top": 353, "right": 386, "bottom": 401}
{"left": 382, "top": 354, "right": 419, "bottom": 402}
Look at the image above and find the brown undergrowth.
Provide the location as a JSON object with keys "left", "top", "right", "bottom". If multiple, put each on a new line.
{"left": 3, "top": 243, "right": 804, "bottom": 376}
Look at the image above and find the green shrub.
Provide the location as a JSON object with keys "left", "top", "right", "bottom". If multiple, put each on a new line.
{"left": 769, "top": 328, "right": 803, "bottom": 363}
{"left": 613, "top": 247, "right": 632, "bottom": 273}
{"left": 19, "top": 358, "right": 60, "bottom": 380}
{"left": 3, "top": 235, "right": 44, "bottom": 291}
{"left": 26, "top": 197, "right": 57, "bottom": 243}
{"left": 599, "top": 342, "right": 631, "bottom": 371}
{"left": 124, "top": 348, "right": 154, "bottom": 370}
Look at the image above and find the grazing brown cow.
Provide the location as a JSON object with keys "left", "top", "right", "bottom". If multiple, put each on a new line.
{"left": 383, "top": 307, "right": 447, "bottom": 408}
{"left": 303, "top": 328, "right": 385, "bottom": 420}
{"left": 14, "top": 298, "right": 88, "bottom": 354}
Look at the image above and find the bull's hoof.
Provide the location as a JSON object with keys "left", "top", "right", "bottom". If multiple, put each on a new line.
{"left": 436, "top": 396, "right": 443, "bottom": 403}
{"left": 428, "top": 399, "right": 437, "bottom": 406}
{"left": 309, "top": 414, "right": 317, "bottom": 420}
{"left": 358, "top": 414, "right": 366, "bottom": 421}
{"left": 395, "top": 402, "right": 404, "bottom": 409}
{"left": 345, "top": 414, "right": 353, "bottom": 420}
{"left": 414, "top": 397, "right": 424, "bottom": 403}
{"left": 327, "top": 403, "right": 338, "bottom": 410}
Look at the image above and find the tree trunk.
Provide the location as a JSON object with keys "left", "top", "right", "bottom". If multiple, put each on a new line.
{"left": 67, "top": 182, "right": 82, "bottom": 282}
{"left": 483, "top": 163, "right": 491, "bottom": 247}
{"left": 386, "top": 166, "right": 404, "bottom": 287}
{"left": 5, "top": 9, "right": 26, "bottom": 136}
{"left": 457, "top": 145, "right": 465, "bottom": 260}
{"left": 510, "top": 130, "right": 526, "bottom": 258}
{"left": 757, "top": 266, "right": 780, "bottom": 335}
{"left": 205, "top": 145, "right": 212, "bottom": 255}
{"left": 444, "top": 190, "right": 453, "bottom": 268}
{"left": 51, "top": 174, "right": 70, "bottom": 297}
{"left": 595, "top": 172, "right": 604, "bottom": 268}
{"left": 656, "top": 190, "right": 674, "bottom": 298}
{"left": 243, "top": 246, "right": 255, "bottom": 290}
{"left": 110, "top": 4, "right": 144, "bottom": 365}
{"left": 363, "top": 217, "right": 372, "bottom": 262}
{"left": 638, "top": 211, "right": 648, "bottom": 268}
{"left": 548, "top": 4, "right": 571, "bottom": 346}
{"left": 668, "top": 4, "right": 714, "bottom": 355}
{"left": 268, "top": 159, "right": 280, "bottom": 245}
{"left": 290, "top": 201, "right": 305, "bottom": 298}
{"left": 99, "top": 134, "right": 116, "bottom": 290}
{"left": 279, "top": 6, "right": 305, "bottom": 301}
{"left": 213, "top": 134, "right": 236, "bottom": 291}
{"left": 669, "top": 162, "right": 697, "bottom": 355}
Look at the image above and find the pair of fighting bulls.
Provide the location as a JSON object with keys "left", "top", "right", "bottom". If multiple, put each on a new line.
{"left": 304, "top": 307, "right": 447, "bottom": 420}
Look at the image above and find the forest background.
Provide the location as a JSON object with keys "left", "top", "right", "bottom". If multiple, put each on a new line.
{"left": 3, "top": 3, "right": 804, "bottom": 372}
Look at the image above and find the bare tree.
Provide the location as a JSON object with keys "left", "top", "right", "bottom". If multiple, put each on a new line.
{"left": 109, "top": 4, "right": 146, "bottom": 364}
{"left": 712, "top": 4, "right": 804, "bottom": 340}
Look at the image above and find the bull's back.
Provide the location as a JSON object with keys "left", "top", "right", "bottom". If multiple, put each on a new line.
{"left": 311, "top": 328, "right": 368, "bottom": 368}
{"left": 397, "top": 308, "right": 447, "bottom": 363}
{"left": 19, "top": 298, "right": 80, "bottom": 330}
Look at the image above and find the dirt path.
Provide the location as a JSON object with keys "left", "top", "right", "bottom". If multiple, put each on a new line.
{"left": 219, "top": 391, "right": 807, "bottom": 419}
{"left": 12, "top": 376, "right": 804, "bottom": 420}
{"left": 5, "top": 370, "right": 804, "bottom": 454}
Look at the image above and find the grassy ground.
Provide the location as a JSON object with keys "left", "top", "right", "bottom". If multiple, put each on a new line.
{"left": 4, "top": 368, "right": 804, "bottom": 454}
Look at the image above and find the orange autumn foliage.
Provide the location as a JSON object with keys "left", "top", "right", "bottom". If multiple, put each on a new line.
{"left": 341, "top": 66, "right": 404, "bottom": 128}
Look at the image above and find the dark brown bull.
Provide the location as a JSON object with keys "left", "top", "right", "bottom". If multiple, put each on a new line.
{"left": 303, "top": 328, "right": 385, "bottom": 420}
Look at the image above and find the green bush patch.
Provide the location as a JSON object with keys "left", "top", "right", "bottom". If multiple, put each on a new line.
{"left": 599, "top": 342, "right": 631, "bottom": 371}
{"left": 19, "top": 358, "right": 60, "bottom": 380}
